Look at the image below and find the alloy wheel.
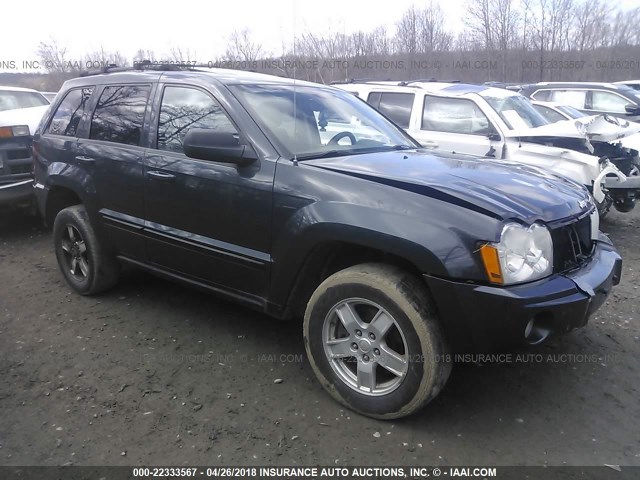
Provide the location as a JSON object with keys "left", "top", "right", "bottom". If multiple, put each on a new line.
{"left": 60, "top": 225, "right": 90, "bottom": 280}
{"left": 322, "top": 298, "right": 409, "bottom": 396}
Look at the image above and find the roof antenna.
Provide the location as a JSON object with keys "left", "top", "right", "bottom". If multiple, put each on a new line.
{"left": 292, "top": 0, "right": 299, "bottom": 166}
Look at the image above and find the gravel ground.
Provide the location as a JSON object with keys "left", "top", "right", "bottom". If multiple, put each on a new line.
{"left": 0, "top": 208, "right": 638, "bottom": 467}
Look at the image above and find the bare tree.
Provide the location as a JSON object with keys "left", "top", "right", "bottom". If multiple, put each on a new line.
{"left": 225, "top": 29, "right": 264, "bottom": 63}
{"left": 466, "top": 0, "right": 495, "bottom": 49}
{"left": 84, "top": 47, "right": 129, "bottom": 68}
{"left": 416, "top": 1, "right": 452, "bottom": 52}
{"left": 606, "top": 7, "right": 640, "bottom": 47}
{"left": 37, "top": 39, "right": 80, "bottom": 73}
{"left": 133, "top": 49, "right": 158, "bottom": 64}
{"left": 170, "top": 47, "right": 197, "bottom": 63}
{"left": 570, "top": 0, "right": 612, "bottom": 51}
{"left": 395, "top": 6, "right": 420, "bottom": 55}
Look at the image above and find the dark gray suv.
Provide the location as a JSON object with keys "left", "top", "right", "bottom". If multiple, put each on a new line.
{"left": 32, "top": 65, "right": 622, "bottom": 419}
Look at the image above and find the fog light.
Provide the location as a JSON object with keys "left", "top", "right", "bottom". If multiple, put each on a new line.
{"left": 524, "top": 313, "right": 554, "bottom": 345}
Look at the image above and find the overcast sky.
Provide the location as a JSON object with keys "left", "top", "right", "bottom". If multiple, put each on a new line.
{"left": 1, "top": 0, "right": 637, "bottom": 71}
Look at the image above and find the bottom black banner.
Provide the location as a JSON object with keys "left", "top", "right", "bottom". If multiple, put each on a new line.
{"left": 0, "top": 466, "right": 636, "bottom": 480}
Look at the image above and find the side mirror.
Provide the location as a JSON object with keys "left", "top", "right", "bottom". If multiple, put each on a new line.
{"left": 487, "top": 132, "right": 501, "bottom": 142}
{"left": 624, "top": 104, "right": 640, "bottom": 115}
{"left": 183, "top": 129, "right": 257, "bottom": 166}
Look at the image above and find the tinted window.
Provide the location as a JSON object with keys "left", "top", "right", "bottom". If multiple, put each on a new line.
{"left": 157, "top": 86, "right": 237, "bottom": 153}
{"left": 90, "top": 85, "right": 151, "bottom": 146}
{"left": 533, "top": 104, "right": 566, "bottom": 123}
{"left": 422, "top": 96, "right": 491, "bottom": 135}
{"left": 0, "top": 90, "right": 49, "bottom": 112}
{"left": 47, "top": 87, "right": 94, "bottom": 137}
{"left": 368, "top": 92, "right": 413, "bottom": 128}
{"left": 591, "top": 91, "right": 631, "bottom": 113}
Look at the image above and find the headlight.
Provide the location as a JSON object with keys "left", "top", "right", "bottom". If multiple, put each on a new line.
{"left": 480, "top": 223, "right": 553, "bottom": 285}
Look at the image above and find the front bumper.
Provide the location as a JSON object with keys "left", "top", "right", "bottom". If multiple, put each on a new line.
{"left": 0, "top": 178, "right": 33, "bottom": 204}
{"left": 423, "top": 237, "right": 622, "bottom": 352}
{"left": 0, "top": 136, "right": 34, "bottom": 206}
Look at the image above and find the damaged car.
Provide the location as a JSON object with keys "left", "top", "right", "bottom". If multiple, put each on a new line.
{"left": 33, "top": 67, "right": 623, "bottom": 418}
{"left": 335, "top": 81, "right": 640, "bottom": 216}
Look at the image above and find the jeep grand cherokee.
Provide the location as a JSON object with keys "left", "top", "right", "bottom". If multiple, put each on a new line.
{"left": 32, "top": 66, "right": 622, "bottom": 419}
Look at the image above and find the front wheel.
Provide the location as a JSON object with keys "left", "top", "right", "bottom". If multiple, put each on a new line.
{"left": 611, "top": 158, "right": 639, "bottom": 213}
{"left": 303, "top": 263, "right": 451, "bottom": 419}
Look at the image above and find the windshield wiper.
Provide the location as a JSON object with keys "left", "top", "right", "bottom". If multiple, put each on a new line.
{"left": 295, "top": 145, "right": 415, "bottom": 161}
{"left": 295, "top": 150, "right": 350, "bottom": 161}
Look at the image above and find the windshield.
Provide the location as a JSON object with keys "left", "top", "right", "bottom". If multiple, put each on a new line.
{"left": 557, "top": 105, "right": 586, "bottom": 119}
{"left": 0, "top": 90, "right": 49, "bottom": 112}
{"left": 230, "top": 84, "right": 417, "bottom": 159}
{"left": 482, "top": 94, "right": 548, "bottom": 130}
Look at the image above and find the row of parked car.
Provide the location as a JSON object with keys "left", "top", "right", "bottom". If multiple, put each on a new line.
{"left": 335, "top": 80, "right": 640, "bottom": 217}
{"left": 2, "top": 67, "right": 638, "bottom": 419}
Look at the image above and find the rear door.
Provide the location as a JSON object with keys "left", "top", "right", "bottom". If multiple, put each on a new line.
{"left": 143, "top": 83, "right": 274, "bottom": 304}
{"left": 35, "top": 86, "right": 95, "bottom": 195}
{"left": 77, "top": 83, "right": 154, "bottom": 259}
{"left": 414, "top": 95, "right": 497, "bottom": 157}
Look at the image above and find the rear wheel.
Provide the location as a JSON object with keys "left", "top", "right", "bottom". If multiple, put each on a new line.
{"left": 303, "top": 263, "right": 451, "bottom": 419}
{"left": 53, "top": 205, "right": 120, "bottom": 295}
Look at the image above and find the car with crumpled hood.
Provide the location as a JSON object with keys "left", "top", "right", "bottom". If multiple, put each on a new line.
{"left": 336, "top": 81, "right": 640, "bottom": 216}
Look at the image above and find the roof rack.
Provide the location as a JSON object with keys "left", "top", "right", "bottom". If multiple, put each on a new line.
{"left": 400, "top": 78, "right": 461, "bottom": 85}
{"left": 79, "top": 60, "right": 215, "bottom": 77}
{"left": 330, "top": 78, "right": 393, "bottom": 85}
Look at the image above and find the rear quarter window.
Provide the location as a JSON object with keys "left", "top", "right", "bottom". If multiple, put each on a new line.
{"left": 47, "top": 87, "right": 94, "bottom": 137}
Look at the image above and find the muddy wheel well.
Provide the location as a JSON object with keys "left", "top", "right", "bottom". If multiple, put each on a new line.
{"left": 285, "top": 242, "right": 424, "bottom": 319}
{"left": 45, "top": 187, "right": 82, "bottom": 227}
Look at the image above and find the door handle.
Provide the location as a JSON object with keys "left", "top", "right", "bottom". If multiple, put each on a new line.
{"left": 75, "top": 155, "right": 96, "bottom": 165}
{"left": 422, "top": 140, "right": 439, "bottom": 148}
{"left": 147, "top": 170, "right": 176, "bottom": 183}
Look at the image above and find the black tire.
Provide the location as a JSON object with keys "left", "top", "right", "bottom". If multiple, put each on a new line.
{"left": 53, "top": 205, "right": 120, "bottom": 295}
{"left": 303, "top": 263, "right": 451, "bottom": 419}
{"left": 615, "top": 157, "right": 640, "bottom": 177}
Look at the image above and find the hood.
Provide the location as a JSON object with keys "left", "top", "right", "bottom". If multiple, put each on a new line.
{"left": 504, "top": 114, "right": 640, "bottom": 143}
{"left": 305, "top": 150, "right": 592, "bottom": 224}
{"left": 0, "top": 105, "right": 50, "bottom": 136}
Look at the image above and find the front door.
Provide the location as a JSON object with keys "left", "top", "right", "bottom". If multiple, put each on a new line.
{"left": 143, "top": 84, "right": 274, "bottom": 304}
{"left": 415, "top": 95, "right": 499, "bottom": 157}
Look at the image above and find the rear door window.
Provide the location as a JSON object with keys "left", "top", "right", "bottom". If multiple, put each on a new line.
{"left": 367, "top": 92, "right": 414, "bottom": 128}
{"left": 548, "top": 90, "right": 587, "bottom": 109}
{"left": 47, "top": 87, "right": 94, "bottom": 137}
{"left": 89, "top": 85, "right": 151, "bottom": 146}
{"left": 422, "top": 96, "right": 491, "bottom": 135}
